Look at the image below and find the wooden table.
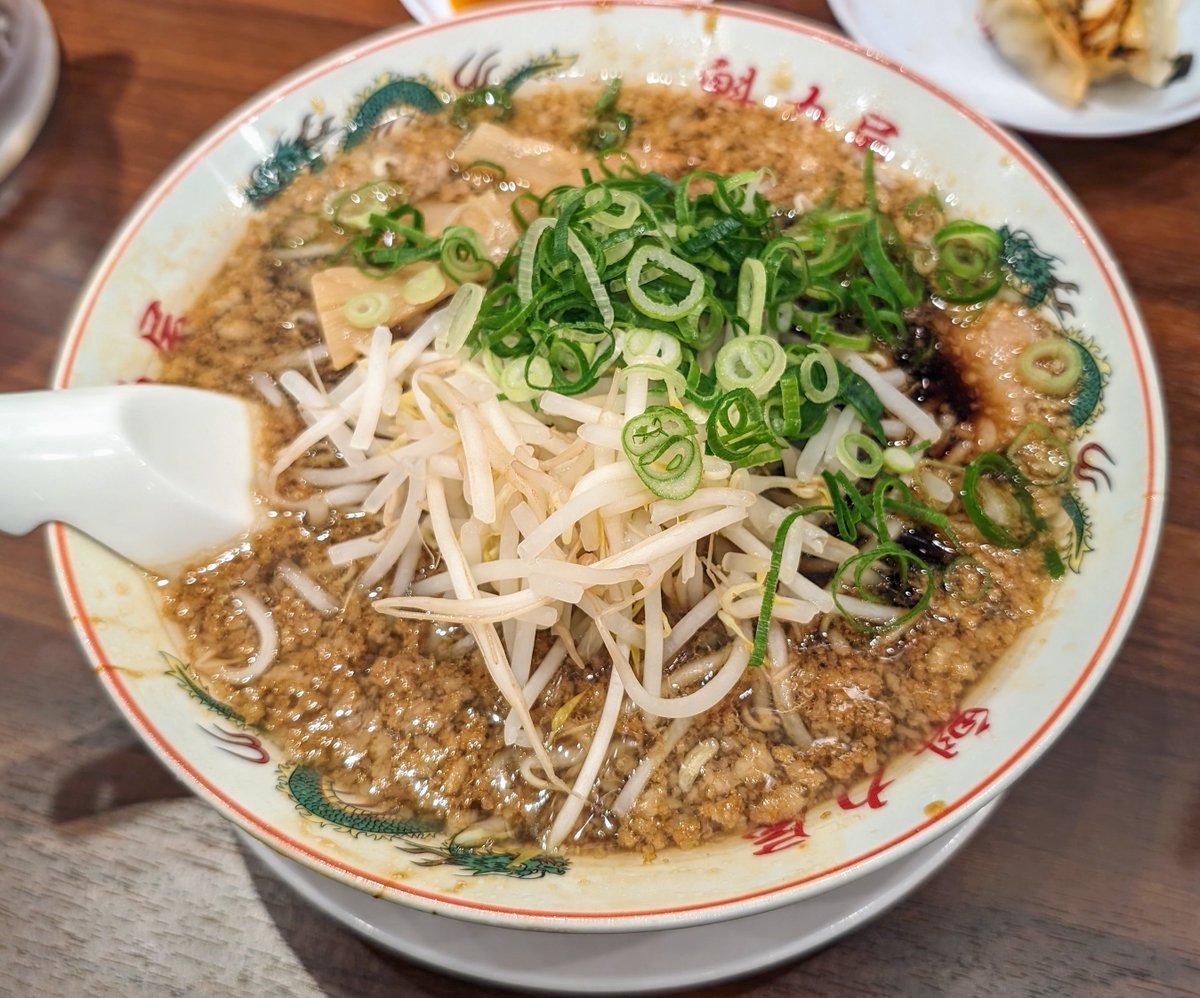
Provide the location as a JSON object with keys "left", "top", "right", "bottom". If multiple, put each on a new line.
{"left": 2, "top": 1, "right": 1196, "bottom": 994}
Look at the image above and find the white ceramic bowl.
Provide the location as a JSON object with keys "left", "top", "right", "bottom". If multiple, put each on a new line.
{"left": 52, "top": 0, "right": 1166, "bottom": 932}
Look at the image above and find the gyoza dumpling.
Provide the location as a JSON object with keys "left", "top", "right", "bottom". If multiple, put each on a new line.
{"left": 1112, "top": 0, "right": 1184, "bottom": 88}
{"left": 979, "top": 0, "right": 1091, "bottom": 105}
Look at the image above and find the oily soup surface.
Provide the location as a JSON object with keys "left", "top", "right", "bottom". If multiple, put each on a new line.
{"left": 158, "top": 85, "right": 1056, "bottom": 855}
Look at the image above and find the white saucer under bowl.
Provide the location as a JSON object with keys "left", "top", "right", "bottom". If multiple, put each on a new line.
{"left": 239, "top": 800, "right": 995, "bottom": 994}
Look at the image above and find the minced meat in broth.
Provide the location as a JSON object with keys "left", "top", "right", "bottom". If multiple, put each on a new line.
{"left": 158, "top": 84, "right": 1059, "bottom": 855}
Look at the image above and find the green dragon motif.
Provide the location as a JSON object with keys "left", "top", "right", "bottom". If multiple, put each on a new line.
{"left": 397, "top": 837, "right": 569, "bottom": 879}
{"left": 282, "top": 768, "right": 569, "bottom": 879}
{"left": 1059, "top": 490, "right": 1094, "bottom": 573}
{"left": 1066, "top": 333, "right": 1110, "bottom": 431}
{"left": 164, "top": 652, "right": 245, "bottom": 724}
{"left": 162, "top": 658, "right": 563, "bottom": 881}
{"left": 244, "top": 113, "right": 337, "bottom": 204}
{"left": 498, "top": 51, "right": 576, "bottom": 94}
{"left": 283, "top": 765, "right": 437, "bottom": 838}
{"left": 998, "top": 225, "right": 1080, "bottom": 317}
{"left": 341, "top": 76, "right": 446, "bottom": 151}
{"left": 245, "top": 50, "right": 578, "bottom": 202}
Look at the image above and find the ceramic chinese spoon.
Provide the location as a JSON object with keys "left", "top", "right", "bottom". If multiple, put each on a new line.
{"left": 0, "top": 385, "right": 258, "bottom": 573}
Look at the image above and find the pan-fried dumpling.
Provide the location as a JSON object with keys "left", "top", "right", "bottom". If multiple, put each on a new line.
{"left": 980, "top": 0, "right": 1091, "bottom": 105}
{"left": 980, "top": 0, "right": 1187, "bottom": 105}
{"left": 1102, "top": 0, "right": 1183, "bottom": 89}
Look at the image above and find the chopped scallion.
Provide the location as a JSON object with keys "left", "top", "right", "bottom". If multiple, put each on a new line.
{"left": 342, "top": 290, "right": 393, "bottom": 329}
{"left": 1017, "top": 338, "right": 1083, "bottom": 396}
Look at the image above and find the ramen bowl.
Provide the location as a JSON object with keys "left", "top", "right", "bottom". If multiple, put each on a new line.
{"left": 53, "top": 0, "right": 1165, "bottom": 931}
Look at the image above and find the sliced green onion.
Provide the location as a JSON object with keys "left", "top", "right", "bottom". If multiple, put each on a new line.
{"left": 823, "top": 469, "right": 869, "bottom": 541}
{"left": 882, "top": 446, "right": 917, "bottom": 475}
{"left": 943, "top": 555, "right": 990, "bottom": 602}
{"left": 749, "top": 506, "right": 822, "bottom": 668}
{"left": 625, "top": 245, "right": 705, "bottom": 321}
{"left": 436, "top": 283, "right": 485, "bottom": 355}
{"left": 836, "top": 431, "right": 884, "bottom": 478}
{"left": 460, "top": 159, "right": 507, "bottom": 182}
{"left": 961, "top": 452, "right": 1043, "bottom": 547}
{"left": 349, "top": 203, "right": 439, "bottom": 275}
{"left": 736, "top": 257, "right": 767, "bottom": 337}
{"left": 585, "top": 187, "right": 642, "bottom": 230}
{"left": 862, "top": 149, "right": 879, "bottom": 209}
{"left": 327, "top": 179, "right": 404, "bottom": 231}
{"left": 705, "top": 389, "right": 780, "bottom": 467}
{"left": 567, "top": 229, "right": 615, "bottom": 327}
{"left": 581, "top": 77, "right": 632, "bottom": 154}
{"left": 906, "top": 188, "right": 943, "bottom": 222}
{"left": 682, "top": 356, "right": 721, "bottom": 408}
{"left": 806, "top": 320, "right": 871, "bottom": 352}
{"left": 1043, "top": 543, "right": 1066, "bottom": 579}
{"left": 778, "top": 374, "right": 803, "bottom": 438}
{"left": 715, "top": 336, "right": 786, "bottom": 399}
{"left": 342, "top": 290, "right": 393, "bottom": 329}
{"left": 795, "top": 217, "right": 862, "bottom": 277}
{"left": 832, "top": 543, "right": 935, "bottom": 634}
{"left": 402, "top": 266, "right": 447, "bottom": 306}
{"left": 798, "top": 347, "right": 839, "bottom": 404}
{"left": 761, "top": 237, "right": 810, "bottom": 301}
{"left": 933, "top": 220, "right": 1003, "bottom": 305}
{"left": 619, "top": 362, "right": 688, "bottom": 398}
{"left": 795, "top": 275, "right": 850, "bottom": 316}
{"left": 1017, "top": 338, "right": 1083, "bottom": 396}
{"left": 439, "top": 225, "right": 493, "bottom": 284}
{"left": 859, "top": 217, "right": 922, "bottom": 309}
{"left": 621, "top": 405, "right": 702, "bottom": 500}
{"left": 849, "top": 278, "right": 907, "bottom": 346}
{"left": 836, "top": 366, "right": 887, "bottom": 443}
{"left": 499, "top": 356, "right": 551, "bottom": 402}
{"left": 622, "top": 328, "right": 683, "bottom": 368}
{"left": 1006, "top": 421, "right": 1072, "bottom": 486}
{"left": 715, "top": 169, "right": 770, "bottom": 223}
{"left": 870, "top": 475, "right": 907, "bottom": 538}
{"left": 540, "top": 335, "right": 597, "bottom": 395}
{"left": 675, "top": 295, "right": 725, "bottom": 349}
{"left": 678, "top": 214, "right": 742, "bottom": 257}
{"left": 517, "top": 217, "right": 554, "bottom": 304}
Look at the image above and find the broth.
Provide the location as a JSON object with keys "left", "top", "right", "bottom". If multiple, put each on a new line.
{"left": 157, "top": 82, "right": 1074, "bottom": 855}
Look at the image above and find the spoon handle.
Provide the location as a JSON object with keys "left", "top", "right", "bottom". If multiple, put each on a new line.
{"left": 0, "top": 388, "right": 133, "bottom": 536}
{"left": 0, "top": 386, "right": 257, "bottom": 571}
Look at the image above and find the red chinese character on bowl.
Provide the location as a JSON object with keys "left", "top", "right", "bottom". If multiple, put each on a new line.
{"left": 700, "top": 57, "right": 756, "bottom": 104}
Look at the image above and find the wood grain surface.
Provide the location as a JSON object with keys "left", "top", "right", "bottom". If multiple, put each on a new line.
{"left": 1, "top": 1, "right": 1197, "bottom": 995}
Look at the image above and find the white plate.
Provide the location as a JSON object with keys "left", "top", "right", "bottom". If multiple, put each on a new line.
{"left": 241, "top": 801, "right": 995, "bottom": 994}
{"left": 828, "top": 0, "right": 1200, "bottom": 136}
{"left": 0, "top": 0, "right": 58, "bottom": 181}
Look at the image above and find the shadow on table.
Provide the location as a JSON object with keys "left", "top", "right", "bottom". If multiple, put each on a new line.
{"left": 236, "top": 838, "right": 799, "bottom": 998}
{"left": 0, "top": 50, "right": 132, "bottom": 380}
{"left": 46, "top": 727, "right": 189, "bottom": 826}
{"left": 237, "top": 841, "right": 506, "bottom": 998}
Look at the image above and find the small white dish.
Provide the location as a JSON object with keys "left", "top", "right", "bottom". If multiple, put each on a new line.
{"left": 0, "top": 0, "right": 58, "bottom": 181}
{"left": 241, "top": 800, "right": 995, "bottom": 994}
{"left": 828, "top": 0, "right": 1200, "bottom": 137}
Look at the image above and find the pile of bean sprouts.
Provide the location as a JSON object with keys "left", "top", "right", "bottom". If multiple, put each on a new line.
{"left": 254, "top": 294, "right": 943, "bottom": 847}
